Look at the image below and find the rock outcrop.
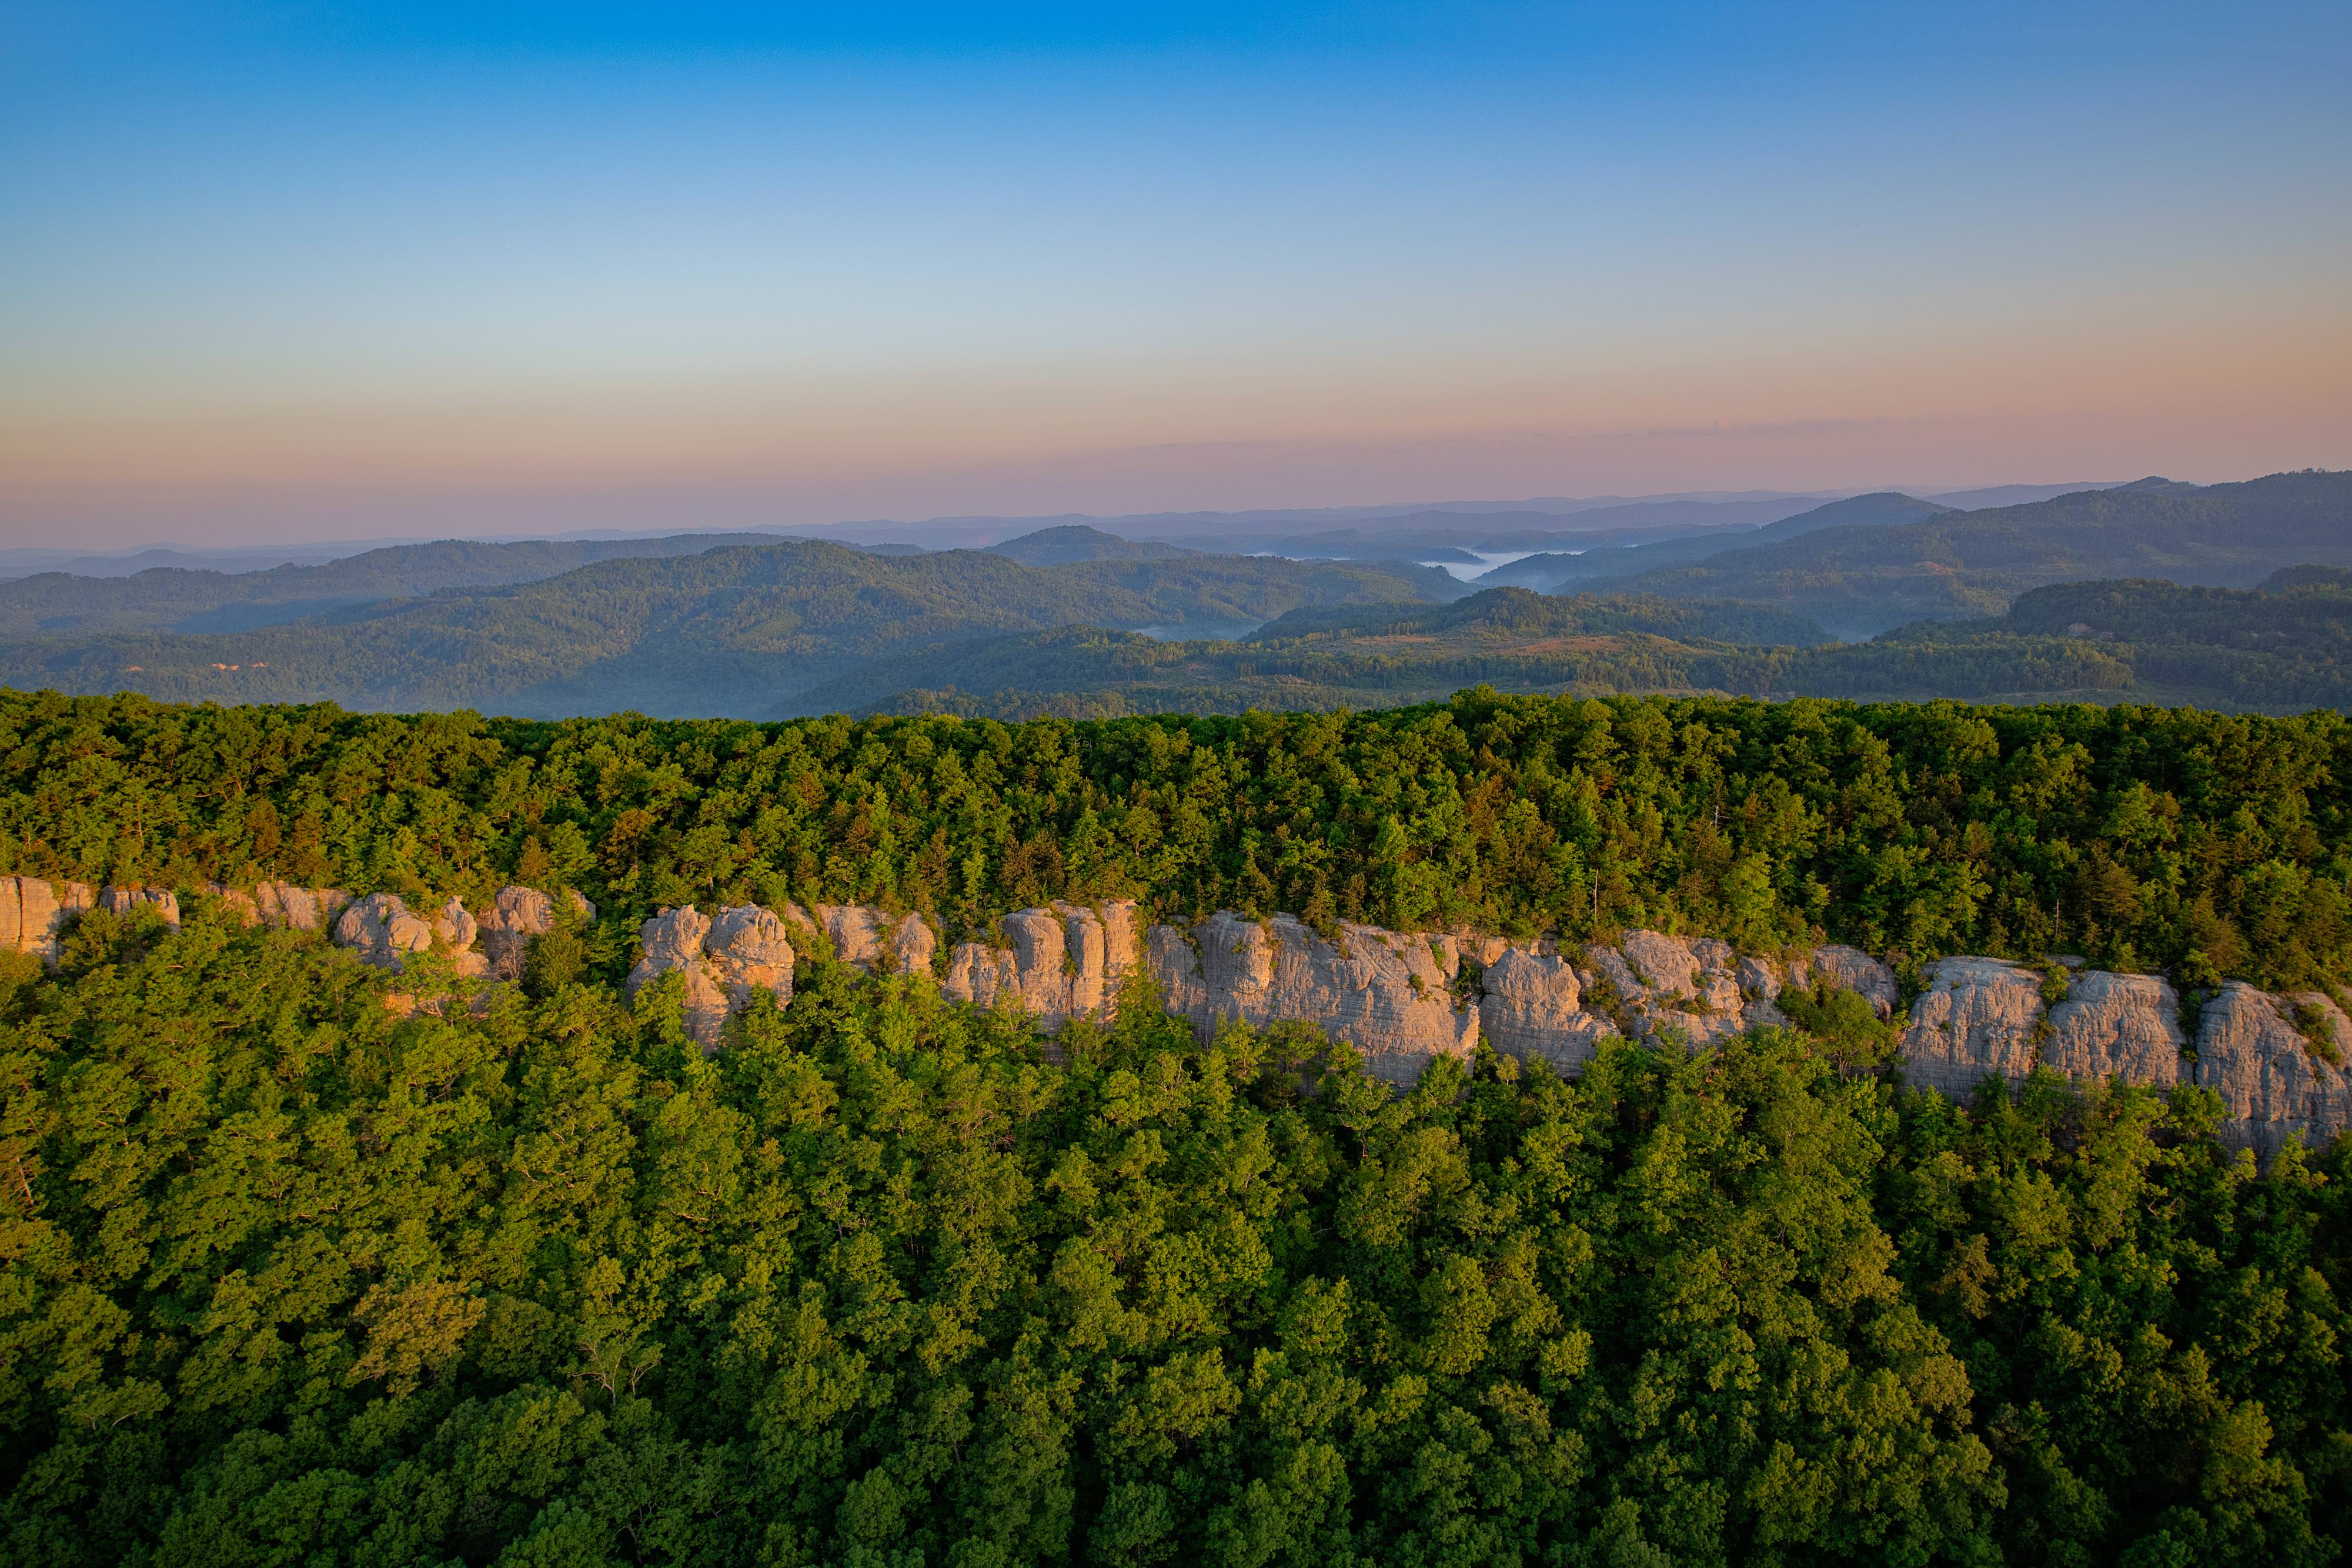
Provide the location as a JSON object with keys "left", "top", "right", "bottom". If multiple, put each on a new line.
{"left": 1899, "top": 958, "right": 2048, "bottom": 1098}
{"left": 1477, "top": 947, "right": 1608, "bottom": 1074}
{"left": 1783, "top": 945, "right": 1901, "bottom": 1017}
{"left": 477, "top": 885, "right": 596, "bottom": 979}
{"left": 801, "top": 903, "right": 938, "bottom": 974}
{"left": 249, "top": 881, "right": 350, "bottom": 931}
{"left": 2045, "top": 971, "right": 2183, "bottom": 1089}
{"left": 0, "top": 877, "right": 93, "bottom": 967}
{"left": 1146, "top": 911, "right": 1478, "bottom": 1085}
{"left": 626, "top": 904, "right": 796, "bottom": 1049}
{"left": 946, "top": 901, "right": 1138, "bottom": 1027}
{"left": 2193, "top": 984, "right": 2352, "bottom": 1160}
{"left": 99, "top": 885, "right": 182, "bottom": 928}
{"left": 1585, "top": 930, "right": 1749, "bottom": 1044}
{"left": 332, "top": 892, "right": 488, "bottom": 978}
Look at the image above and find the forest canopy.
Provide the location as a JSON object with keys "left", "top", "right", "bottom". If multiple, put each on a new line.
{"left": 0, "top": 686, "right": 2346, "bottom": 994}
{"left": 1, "top": 904, "right": 2346, "bottom": 1566}
{"left": 0, "top": 687, "right": 2348, "bottom": 1563}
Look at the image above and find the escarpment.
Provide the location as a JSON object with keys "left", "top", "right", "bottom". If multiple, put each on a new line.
{"left": 946, "top": 901, "right": 1138, "bottom": 1027}
{"left": 1, "top": 872, "right": 2344, "bottom": 1156}
{"left": 626, "top": 904, "right": 797, "bottom": 1049}
{"left": 1145, "top": 911, "right": 1480, "bottom": 1084}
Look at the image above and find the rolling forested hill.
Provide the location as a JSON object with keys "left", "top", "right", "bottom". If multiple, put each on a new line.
{"left": 1606, "top": 470, "right": 2352, "bottom": 636}
{"left": 0, "top": 533, "right": 781, "bottom": 638}
{"left": 806, "top": 574, "right": 2352, "bottom": 720}
{"left": 0, "top": 541, "right": 1456, "bottom": 718}
{"left": 0, "top": 688, "right": 2347, "bottom": 1564}
{"left": 1480, "top": 490, "right": 1960, "bottom": 591}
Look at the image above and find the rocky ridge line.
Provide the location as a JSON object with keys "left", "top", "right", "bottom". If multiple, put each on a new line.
{"left": 2, "top": 876, "right": 2343, "bottom": 1158}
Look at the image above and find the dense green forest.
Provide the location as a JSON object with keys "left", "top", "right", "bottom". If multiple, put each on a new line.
{"left": 1, "top": 900, "right": 2346, "bottom": 1566}
{"left": 2, "top": 688, "right": 2350, "bottom": 1564}
{"left": 2, "top": 684, "right": 2347, "bottom": 993}
{"left": 1602, "top": 471, "right": 2352, "bottom": 637}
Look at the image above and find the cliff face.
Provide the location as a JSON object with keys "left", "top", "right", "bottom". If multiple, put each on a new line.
{"left": 1899, "top": 958, "right": 2050, "bottom": 1098}
{"left": 945, "top": 901, "right": 1138, "bottom": 1027}
{"left": 2194, "top": 984, "right": 2352, "bottom": 1160}
{"left": 627, "top": 904, "right": 797, "bottom": 1049}
{"left": 9, "top": 874, "right": 2348, "bottom": 1158}
{"left": 1145, "top": 912, "right": 1478, "bottom": 1085}
{"left": 2046, "top": 971, "right": 2184, "bottom": 1088}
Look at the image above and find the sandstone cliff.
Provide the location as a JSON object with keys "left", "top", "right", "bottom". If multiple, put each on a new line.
{"left": 1, "top": 869, "right": 2346, "bottom": 1157}
{"left": 477, "top": 885, "right": 596, "bottom": 980}
{"left": 2193, "top": 984, "right": 2352, "bottom": 1160}
{"left": 332, "top": 892, "right": 489, "bottom": 978}
{"left": 626, "top": 903, "right": 796, "bottom": 1049}
{"left": 1899, "top": 958, "right": 2050, "bottom": 1098}
{"left": 1145, "top": 911, "right": 1478, "bottom": 1085}
{"left": 946, "top": 900, "right": 1138, "bottom": 1027}
{"left": 2046, "top": 971, "right": 2184, "bottom": 1089}
{"left": 0, "top": 876, "right": 92, "bottom": 967}
{"left": 799, "top": 902, "right": 938, "bottom": 974}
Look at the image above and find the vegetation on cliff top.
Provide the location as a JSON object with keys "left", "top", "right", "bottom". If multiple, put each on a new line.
{"left": 0, "top": 686, "right": 2344, "bottom": 994}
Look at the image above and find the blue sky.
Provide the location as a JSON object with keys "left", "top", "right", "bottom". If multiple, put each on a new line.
{"left": 4, "top": 2, "right": 2347, "bottom": 542}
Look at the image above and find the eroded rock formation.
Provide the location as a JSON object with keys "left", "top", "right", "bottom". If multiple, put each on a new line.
{"left": 0, "top": 876, "right": 93, "bottom": 967}
{"left": 1145, "top": 911, "right": 1478, "bottom": 1085}
{"left": 100, "top": 885, "right": 181, "bottom": 928}
{"left": 332, "top": 892, "right": 489, "bottom": 978}
{"left": 1585, "top": 931, "right": 1749, "bottom": 1045}
{"left": 2193, "top": 984, "right": 2352, "bottom": 1160}
{"left": 627, "top": 903, "right": 796, "bottom": 1049}
{"left": 1477, "top": 947, "right": 1607, "bottom": 1074}
{"left": 1898, "top": 958, "right": 2049, "bottom": 1098}
{"left": 2046, "top": 971, "right": 2184, "bottom": 1089}
{"left": 800, "top": 902, "right": 938, "bottom": 974}
{"left": 0, "top": 864, "right": 2343, "bottom": 1156}
{"left": 946, "top": 901, "right": 1138, "bottom": 1027}
{"left": 477, "top": 885, "right": 596, "bottom": 979}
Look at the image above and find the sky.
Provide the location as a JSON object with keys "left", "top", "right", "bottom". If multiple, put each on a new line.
{"left": 4, "top": 2, "right": 2348, "bottom": 547}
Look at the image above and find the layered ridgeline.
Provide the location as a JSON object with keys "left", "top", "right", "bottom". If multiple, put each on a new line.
{"left": 0, "top": 539, "right": 1452, "bottom": 718}
{"left": 1554, "top": 470, "right": 2352, "bottom": 638}
{"left": 0, "top": 532, "right": 784, "bottom": 638}
{"left": 821, "top": 573, "right": 2352, "bottom": 718}
{"left": 4, "top": 689, "right": 2350, "bottom": 1564}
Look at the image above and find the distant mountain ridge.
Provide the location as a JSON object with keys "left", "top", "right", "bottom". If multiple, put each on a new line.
{"left": 1478, "top": 491, "right": 1960, "bottom": 592}
{"left": 0, "top": 540, "right": 1457, "bottom": 718}
{"left": 0, "top": 533, "right": 782, "bottom": 638}
{"left": 1603, "top": 470, "right": 2352, "bottom": 637}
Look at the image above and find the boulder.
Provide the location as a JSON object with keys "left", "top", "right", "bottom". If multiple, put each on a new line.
{"left": 2044, "top": 971, "right": 2184, "bottom": 1088}
{"left": 2194, "top": 983, "right": 2352, "bottom": 1160}
{"left": 0, "top": 877, "right": 94, "bottom": 967}
{"left": 1899, "top": 957, "right": 2046, "bottom": 1098}
{"left": 1478, "top": 947, "right": 1609, "bottom": 1074}
{"left": 1148, "top": 911, "right": 1477, "bottom": 1085}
